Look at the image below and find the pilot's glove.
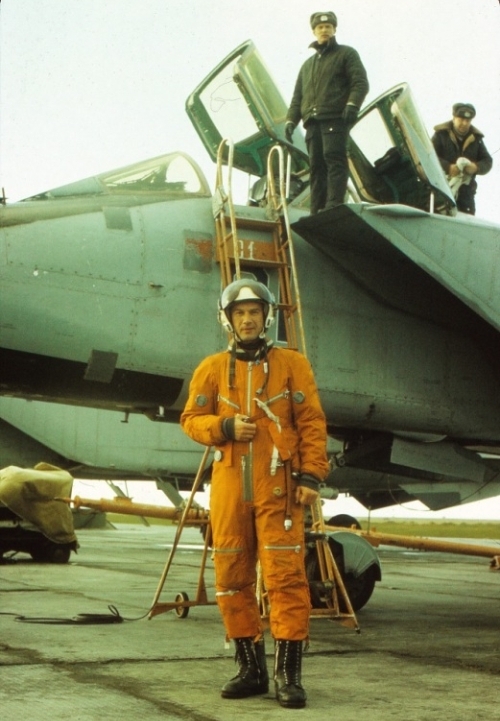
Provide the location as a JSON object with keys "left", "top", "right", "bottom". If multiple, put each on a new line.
{"left": 285, "top": 121, "right": 295, "bottom": 144}
{"left": 342, "top": 104, "right": 358, "bottom": 128}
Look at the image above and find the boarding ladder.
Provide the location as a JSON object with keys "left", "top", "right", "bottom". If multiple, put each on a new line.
{"left": 213, "top": 139, "right": 306, "bottom": 353}
{"left": 149, "top": 139, "right": 359, "bottom": 631}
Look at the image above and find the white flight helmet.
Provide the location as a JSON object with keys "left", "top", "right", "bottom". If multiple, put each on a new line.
{"left": 218, "top": 278, "right": 276, "bottom": 334}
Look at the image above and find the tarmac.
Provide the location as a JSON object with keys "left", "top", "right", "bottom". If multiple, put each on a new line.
{"left": 1, "top": 523, "right": 500, "bottom": 721}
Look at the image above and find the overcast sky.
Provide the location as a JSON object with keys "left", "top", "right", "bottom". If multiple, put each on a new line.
{"left": 1, "top": 0, "right": 500, "bottom": 520}
{"left": 1, "top": 0, "right": 499, "bottom": 220}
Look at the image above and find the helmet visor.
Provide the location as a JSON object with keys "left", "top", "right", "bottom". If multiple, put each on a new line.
{"left": 220, "top": 279, "right": 275, "bottom": 310}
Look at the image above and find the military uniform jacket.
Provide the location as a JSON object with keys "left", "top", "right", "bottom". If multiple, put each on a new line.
{"left": 431, "top": 122, "right": 493, "bottom": 177}
{"left": 287, "top": 36, "right": 369, "bottom": 127}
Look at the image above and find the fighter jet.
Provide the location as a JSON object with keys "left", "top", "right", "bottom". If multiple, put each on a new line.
{"left": 2, "top": 40, "right": 500, "bottom": 516}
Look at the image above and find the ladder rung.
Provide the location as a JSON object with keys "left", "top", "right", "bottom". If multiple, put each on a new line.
{"left": 215, "top": 255, "right": 288, "bottom": 270}
{"left": 231, "top": 216, "right": 280, "bottom": 232}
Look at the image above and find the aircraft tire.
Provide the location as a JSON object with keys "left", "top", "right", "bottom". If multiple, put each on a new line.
{"left": 305, "top": 536, "right": 378, "bottom": 612}
{"left": 326, "top": 513, "right": 362, "bottom": 530}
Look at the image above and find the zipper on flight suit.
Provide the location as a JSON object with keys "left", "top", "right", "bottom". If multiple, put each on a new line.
{"left": 264, "top": 544, "right": 302, "bottom": 553}
{"left": 241, "top": 453, "right": 254, "bottom": 502}
{"left": 241, "top": 362, "right": 255, "bottom": 502}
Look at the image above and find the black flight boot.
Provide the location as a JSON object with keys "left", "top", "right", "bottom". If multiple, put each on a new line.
{"left": 274, "top": 639, "right": 307, "bottom": 709}
{"left": 221, "top": 637, "right": 269, "bottom": 699}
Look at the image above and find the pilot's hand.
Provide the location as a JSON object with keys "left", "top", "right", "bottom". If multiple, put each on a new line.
{"left": 448, "top": 164, "right": 460, "bottom": 177}
{"left": 342, "top": 104, "right": 358, "bottom": 128}
{"left": 295, "top": 485, "right": 320, "bottom": 506}
{"left": 285, "top": 122, "right": 295, "bottom": 144}
{"left": 234, "top": 414, "right": 257, "bottom": 442}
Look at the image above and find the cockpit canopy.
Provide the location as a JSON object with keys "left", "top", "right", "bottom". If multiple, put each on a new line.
{"left": 348, "top": 83, "right": 456, "bottom": 214}
{"left": 21, "top": 152, "right": 211, "bottom": 201}
{"left": 186, "top": 40, "right": 308, "bottom": 179}
{"left": 186, "top": 41, "right": 456, "bottom": 215}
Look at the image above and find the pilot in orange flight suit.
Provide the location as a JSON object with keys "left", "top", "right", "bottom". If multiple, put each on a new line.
{"left": 181, "top": 278, "right": 329, "bottom": 709}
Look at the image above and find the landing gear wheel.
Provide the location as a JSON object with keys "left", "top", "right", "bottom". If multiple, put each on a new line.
{"left": 305, "top": 536, "right": 377, "bottom": 612}
{"left": 326, "top": 514, "right": 362, "bottom": 530}
{"left": 174, "top": 591, "right": 189, "bottom": 618}
{"left": 339, "top": 565, "right": 378, "bottom": 612}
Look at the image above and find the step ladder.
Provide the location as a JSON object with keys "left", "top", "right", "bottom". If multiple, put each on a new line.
{"left": 149, "top": 138, "right": 359, "bottom": 631}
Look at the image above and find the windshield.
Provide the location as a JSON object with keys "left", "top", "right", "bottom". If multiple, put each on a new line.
{"left": 198, "top": 67, "right": 258, "bottom": 144}
{"left": 391, "top": 88, "right": 454, "bottom": 199}
{"left": 23, "top": 153, "right": 211, "bottom": 200}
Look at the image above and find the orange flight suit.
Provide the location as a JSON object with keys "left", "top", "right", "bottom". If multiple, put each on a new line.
{"left": 181, "top": 345, "right": 329, "bottom": 641}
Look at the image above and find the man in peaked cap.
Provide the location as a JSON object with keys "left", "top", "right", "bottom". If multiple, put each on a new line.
{"left": 285, "top": 11, "right": 369, "bottom": 214}
{"left": 431, "top": 103, "right": 493, "bottom": 215}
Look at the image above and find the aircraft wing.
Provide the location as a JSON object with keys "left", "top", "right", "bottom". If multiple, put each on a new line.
{"left": 0, "top": 397, "right": 202, "bottom": 485}
{"left": 291, "top": 203, "right": 500, "bottom": 511}
{"left": 292, "top": 204, "right": 500, "bottom": 337}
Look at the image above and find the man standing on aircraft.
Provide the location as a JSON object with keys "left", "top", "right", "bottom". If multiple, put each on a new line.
{"left": 181, "top": 278, "right": 329, "bottom": 709}
{"left": 285, "top": 11, "right": 369, "bottom": 215}
{"left": 431, "top": 103, "right": 493, "bottom": 215}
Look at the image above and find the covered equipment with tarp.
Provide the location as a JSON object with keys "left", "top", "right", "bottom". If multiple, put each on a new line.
{"left": 0, "top": 462, "right": 78, "bottom": 563}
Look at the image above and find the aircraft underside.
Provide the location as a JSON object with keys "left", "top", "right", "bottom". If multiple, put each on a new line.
{"left": 0, "top": 347, "right": 184, "bottom": 418}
